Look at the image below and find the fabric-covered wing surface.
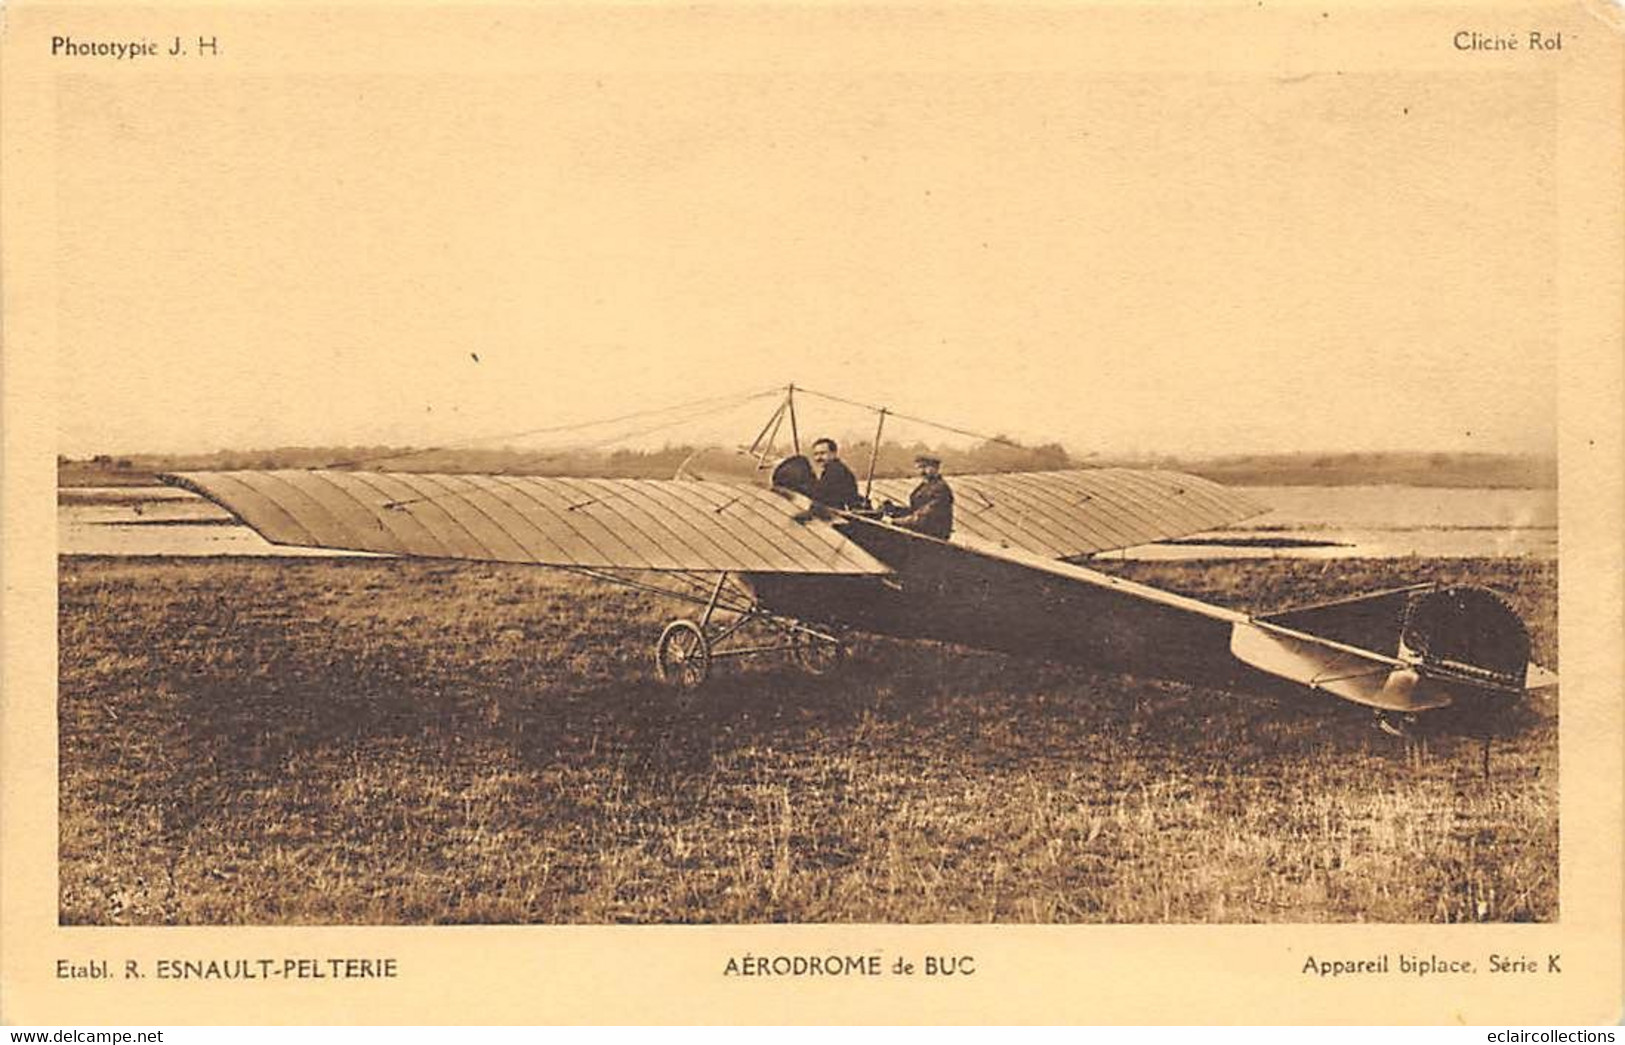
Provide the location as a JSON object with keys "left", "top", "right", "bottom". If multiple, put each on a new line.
{"left": 868, "top": 468, "right": 1266, "bottom": 560}
{"left": 162, "top": 471, "right": 889, "bottom": 574}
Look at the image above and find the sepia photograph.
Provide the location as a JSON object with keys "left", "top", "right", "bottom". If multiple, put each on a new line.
{"left": 57, "top": 389, "right": 1559, "bottom": 927}
{"left": 5, "top": 0, "right": 1620, "bottom": 1025}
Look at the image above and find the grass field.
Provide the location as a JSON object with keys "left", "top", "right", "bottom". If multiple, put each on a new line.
{"left": 58, "top": 555, "right": 1556, "bottom": 925}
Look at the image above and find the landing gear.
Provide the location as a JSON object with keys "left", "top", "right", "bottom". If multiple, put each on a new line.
{"left": 656, "top": 619, "right": 711, "bottom": 688}
{"left": 654, "top": 615, "right": 845, "bottom": 688}
{"left": 651, "top": 572, "right": 845, "bottom": 689}
{"left": 792, "top": 629, "right": 845, "bottom": 675}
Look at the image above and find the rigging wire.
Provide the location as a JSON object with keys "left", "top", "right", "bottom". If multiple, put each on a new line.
{"left": 367, "top": 391, "right": 791, "bottom": 507}
{"left": 325, "top": 385, "right": 784, "bottom": 471}
{"left": 321, "top": 380, "right": 1033, "bottom": 479}
{"left": 794, "top": 386, "right": 1032, "bottom": 451}
{"left": 489, "top": 393, "right": 784, "bottom": 475}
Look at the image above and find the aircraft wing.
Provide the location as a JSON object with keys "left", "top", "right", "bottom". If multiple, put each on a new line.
{"left": 161, "top": 471, "right": 890, "bottom": 574}
{"left": 868, "top": 468, "right": 1266, "bottom": 560}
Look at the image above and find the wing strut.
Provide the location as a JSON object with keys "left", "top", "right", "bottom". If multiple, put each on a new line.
{"left": 748, "top": 399, "right": 789, "bottom": 467}
{"left": 786, "top": 383, "right": 801, "bottom": 455}
{"left": 864, "top": 407, "right": 888, "bottom": 502}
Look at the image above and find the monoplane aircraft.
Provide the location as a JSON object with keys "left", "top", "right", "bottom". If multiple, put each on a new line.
{"left": 161, "top": 386, "right": 1555, "bottom": 730}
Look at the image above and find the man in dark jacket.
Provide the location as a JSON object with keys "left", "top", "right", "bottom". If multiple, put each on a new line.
{"left": 808, "top": 437, "right": 864, "bottom": 510}
{"left": 889, "top": 454, "right": 954, "bottom": 539}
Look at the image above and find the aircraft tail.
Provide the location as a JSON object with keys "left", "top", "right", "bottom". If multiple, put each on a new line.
{"left": 1231, "top": 583, "right": 1552, "bottom": 714}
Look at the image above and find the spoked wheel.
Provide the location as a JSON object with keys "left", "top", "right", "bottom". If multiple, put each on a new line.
{"left": 656, "top": 619, "right": 711, "bottom": 688}
{"left": 791, "top": 630, "right": 845, "bottom": 676}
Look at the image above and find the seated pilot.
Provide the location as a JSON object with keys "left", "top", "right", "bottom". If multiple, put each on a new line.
{"left": 808, "top": 437, "right": 864, "bottom": 510}
{"left": 883, "top": 454, "right": 954, "bottom": 540}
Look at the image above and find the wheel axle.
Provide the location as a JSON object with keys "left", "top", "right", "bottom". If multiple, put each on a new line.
{"left": 653, "top": 614, "right": 844, "bottom": 688}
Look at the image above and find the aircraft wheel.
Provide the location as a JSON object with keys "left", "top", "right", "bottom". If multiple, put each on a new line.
{"left": 656, "top": 619, "right": 711, "bottom": 688}
{"left": 792, "top": 631, "right": 845, "bottom": 676}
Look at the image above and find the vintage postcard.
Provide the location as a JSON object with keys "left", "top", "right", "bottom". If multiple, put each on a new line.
{"left": 2, "top": 0, "right": 1620, "bottom": 1025}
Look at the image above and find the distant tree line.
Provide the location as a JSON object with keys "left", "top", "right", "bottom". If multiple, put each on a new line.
{"left": 56, "top": 443, "right": 1556, "bottom": 489}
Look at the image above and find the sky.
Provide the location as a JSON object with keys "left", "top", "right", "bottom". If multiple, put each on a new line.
{"left": 50, "top": 10, "right": 1560, "bottom": 458}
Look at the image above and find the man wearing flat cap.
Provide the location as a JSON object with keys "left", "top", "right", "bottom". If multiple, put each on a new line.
{"left": 887, "top": 454, "right": 955, "bottom": 540}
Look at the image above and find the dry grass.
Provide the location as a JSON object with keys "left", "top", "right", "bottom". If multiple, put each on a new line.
{"left": 58, "top": 556, "right": 1556, "bottom": 925}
